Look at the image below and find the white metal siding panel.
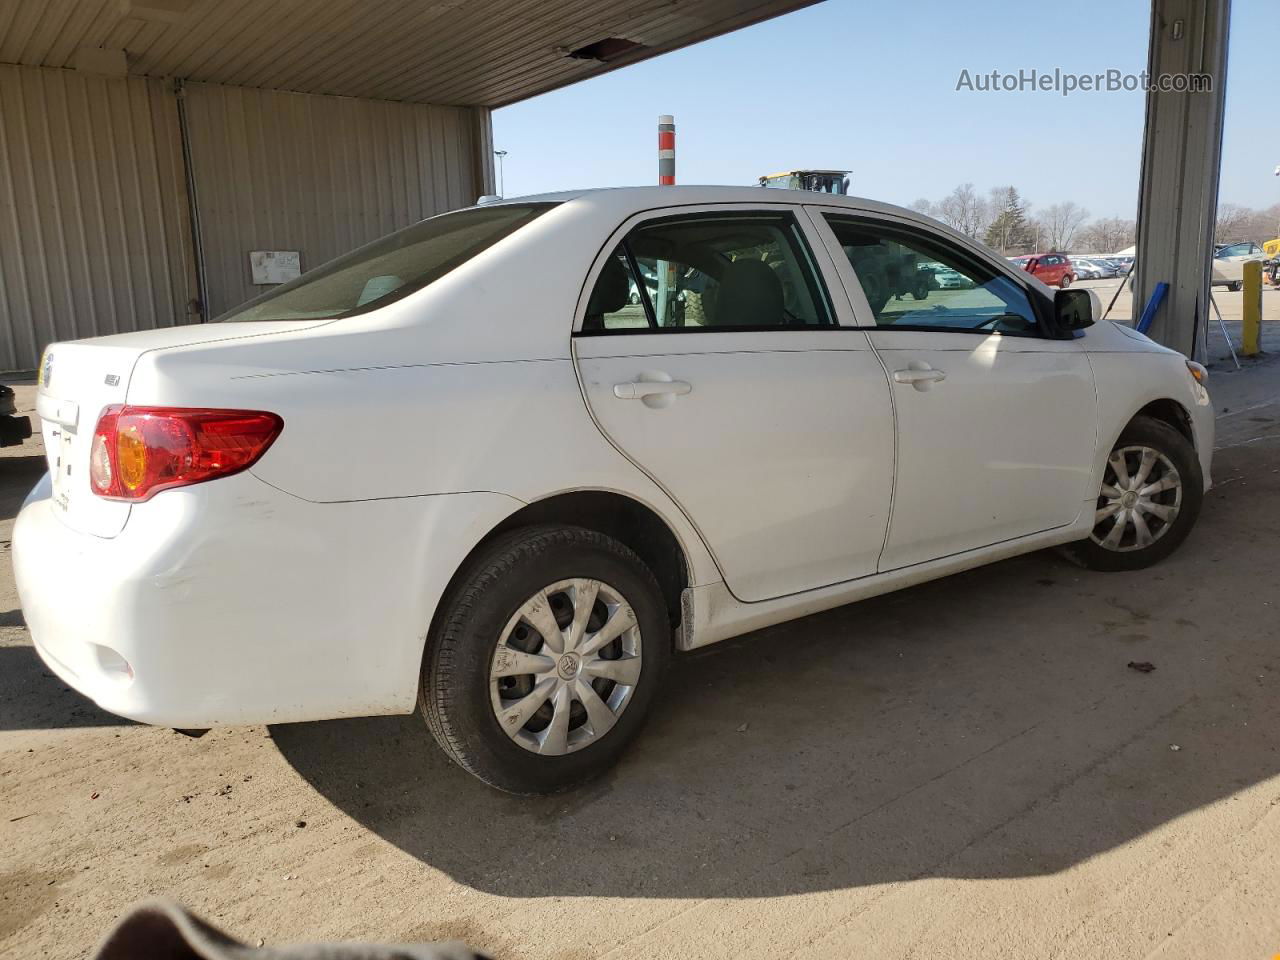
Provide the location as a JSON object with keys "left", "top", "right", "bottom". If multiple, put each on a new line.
{"left": 0, "top": 64, "right": 195, "bottom": 371}
{"left": 181, "top": 82, "right": 489, "bottom": 318}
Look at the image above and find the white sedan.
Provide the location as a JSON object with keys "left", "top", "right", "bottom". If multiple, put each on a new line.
{"left": 15, "top": 187, "right": 1213, "bottom": 793}
{"left": 1211, "top": 242, "right": 1266, "bottom": 291}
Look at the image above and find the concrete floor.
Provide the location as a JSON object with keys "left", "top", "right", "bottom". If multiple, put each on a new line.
{"left": 3, "top": 348, "right": 1280, "bottom": 959}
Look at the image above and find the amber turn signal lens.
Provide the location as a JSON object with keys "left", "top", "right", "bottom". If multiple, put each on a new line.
{"left": 116, "top": 423, "right": 148, "bottom": 491}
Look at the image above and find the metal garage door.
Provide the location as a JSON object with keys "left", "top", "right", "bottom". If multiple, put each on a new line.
{"left": 0, "top": 65, "right": 197, "bottom": 373}
{"left": 180, "top": 82, "right": 489, "bottom": 319}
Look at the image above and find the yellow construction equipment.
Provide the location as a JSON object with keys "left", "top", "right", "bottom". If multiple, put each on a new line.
{"left": 758, "top": 170, "right": 850, "bottom": 194}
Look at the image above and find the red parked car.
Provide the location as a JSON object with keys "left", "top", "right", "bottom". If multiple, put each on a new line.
{"left": 1011, "top": 253, "right": 1075, "bottom": 288}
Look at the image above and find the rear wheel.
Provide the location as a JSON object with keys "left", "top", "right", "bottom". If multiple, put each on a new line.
{"left": 420, "top": 525, "right": 670, "bottom": 794}
{"left": 1059, "top": 273, "right": 1073, "bottom": 288}
{"left": 1067, "top": 416, "right": 1202, "bottom": 572}
{"left": 1228, "top": 281, "right": 1242, "bottom": 292}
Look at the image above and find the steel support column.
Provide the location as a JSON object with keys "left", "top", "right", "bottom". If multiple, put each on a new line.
{"left": 1133, "top": 0, "right": 1231, "bottom": 360}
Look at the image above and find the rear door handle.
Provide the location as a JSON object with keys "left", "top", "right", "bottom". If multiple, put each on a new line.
{"left": 613, "top": 380, "right": 692, "bottom": 400}
{"left": 892, "top": 365, "right": 946, "bottom": 391}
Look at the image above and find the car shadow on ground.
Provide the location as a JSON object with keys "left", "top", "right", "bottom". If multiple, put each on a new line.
{"left": 0, "top": 455, "right": 45, "bottom": 522}
{"left": 275, "top": 440, "right": 1280, "bottom": 899}
{"left": 0, "top": 644, "right": 130, "bottom": 730}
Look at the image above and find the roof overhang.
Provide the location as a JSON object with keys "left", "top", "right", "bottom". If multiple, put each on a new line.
{"left": 0, "top": 0, "right": 823, "bottom": 107}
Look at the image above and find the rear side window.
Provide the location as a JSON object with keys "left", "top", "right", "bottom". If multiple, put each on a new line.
{"left": 216, "top": 203, "right": 554, "bottom": 323}
{"left": 581, "top": 213, "right": 833, "bottom": 332}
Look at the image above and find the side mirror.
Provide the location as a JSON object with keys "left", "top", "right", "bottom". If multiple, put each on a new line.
{"left": 1052, "top": 288, "right": 1097, "bottom": 337}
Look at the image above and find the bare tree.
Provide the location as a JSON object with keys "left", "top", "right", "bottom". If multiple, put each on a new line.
{"left": 1040, "top": 202, "right": 1090, "bottom": 251}
{"left": 1245, "top": 203, "right": 1280, "bottom": 243}
{"left": 1025, "top": 217, "right": 1047, "bottom": 252}
{"left": 908, "top": 197, "right": 937, "bottom": 218}
{"left": 935, "top": 183, "right": 990, "bottom": 239}
{"left": 1077, "top": 217, "right": 1137, "bottom": 254}
{"left": 1214, "top": 202, "right": 1253, "bottom": 243}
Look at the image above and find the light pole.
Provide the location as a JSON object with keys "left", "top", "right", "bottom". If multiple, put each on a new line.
{"left": 494, "top": 150, "right": 508, "bottom": 197}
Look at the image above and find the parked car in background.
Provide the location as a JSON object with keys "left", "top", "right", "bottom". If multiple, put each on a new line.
{"left": 1012, "top": 253, "right": 1076, "bottom": 288}
{"left": 1079, "top": 257, "right": 1122, "bottom": 279}
{"left": 1072, "top": 258, "right": 1104, "bottom": 280}
{"left": 15, "top": 186, "right": 1214, "bottom": 794}
{"left": 1109, "top": 255, "right": 1135, "bottom": 275}
{"left": 1211, "top": 241, "right": 1266, "bottom": 292}
{"left": 1215, "top": 241, "right": 1264, "bottom": 263}
{"left": 925, "top": 262, "right": 974, "bottom": 289}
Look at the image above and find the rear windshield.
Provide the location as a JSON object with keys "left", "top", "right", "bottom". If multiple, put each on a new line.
{"left": 215, "top": 203, "right": 554, "bottom": 323}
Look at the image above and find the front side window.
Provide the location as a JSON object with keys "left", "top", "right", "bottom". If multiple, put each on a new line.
{"left": 217, "top": 203, "right": 554, "bottom": 323}
{"left": 825, "top": 216, "right": 1040, "bottom": 335}
{"left": 581, "top": 213, "right": 833, "bottom": 332}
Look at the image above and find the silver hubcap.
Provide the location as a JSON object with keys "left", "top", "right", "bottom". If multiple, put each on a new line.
{"left": 490, "top": 578, "right": 642, "bottom": 756}
{"left": 1090, "top": 444, "right": 1182, "bottom": 552}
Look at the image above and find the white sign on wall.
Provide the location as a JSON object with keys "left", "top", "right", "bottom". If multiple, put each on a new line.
{"left": 249, "top": 250, "right": 301, "bottom": 285}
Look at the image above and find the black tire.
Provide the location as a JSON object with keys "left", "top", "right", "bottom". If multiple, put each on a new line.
{"left": 1228, "top": 281, "right": 1242, "bottom": 292}
{"left": 420, "top": 525, "right": 670, "bottom": 794}
{"left": 911, "top": 280, "right": 929, "bottom": 301}
{"left": 1066, "top": 416, "right": 1203, "bottom": 572}
{"left": 1059, "top": 274, "right": 1073, "bottom": 288}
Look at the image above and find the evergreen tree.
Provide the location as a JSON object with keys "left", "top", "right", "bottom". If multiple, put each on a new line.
{"left": 983, "top": 187, "right": 1032, "bottom": 253}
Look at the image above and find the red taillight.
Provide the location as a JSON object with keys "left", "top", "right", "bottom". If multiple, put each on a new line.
{"left": 89, "top": 406, "right": 283, "bottom": 501}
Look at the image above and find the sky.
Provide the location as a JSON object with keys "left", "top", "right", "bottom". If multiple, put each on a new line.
{"left": 494, "top": 0, "right": 1280, "bottom": 222}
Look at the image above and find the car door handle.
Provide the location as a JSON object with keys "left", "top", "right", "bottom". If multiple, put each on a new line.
{"left": 613, "top": 380, "right": 692, "bottom": 400}
{"left": 892, "top": 366, "right": 947, "bottom": 391}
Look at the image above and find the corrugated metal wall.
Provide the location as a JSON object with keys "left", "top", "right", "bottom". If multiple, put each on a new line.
{"left": 0, "top": 64, "right": 197, "bottom": 372}
{"left": 182, "top": 82, "right": 492, "bottom": 318}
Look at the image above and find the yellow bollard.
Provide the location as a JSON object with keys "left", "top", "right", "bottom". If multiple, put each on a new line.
{"left": 1241, "top": 260, "right": 1262, "bottom": 356}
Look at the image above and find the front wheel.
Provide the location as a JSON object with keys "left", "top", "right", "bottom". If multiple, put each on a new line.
{"left": 1066, "top": 416, "right": 1202, "bottom": 572}
{"left": 1228, "top": 281, "right": 1242, "bottom": 292}
{"left": 420, "top": 525, "right": 670, "bottom": 794}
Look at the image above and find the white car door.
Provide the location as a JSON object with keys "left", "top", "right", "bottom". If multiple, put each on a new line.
{"left": 813, "top": 209, "right": 1098, "bottom": 572}
{"left": 573, "top": 205, "right": 895, "bottom": 603}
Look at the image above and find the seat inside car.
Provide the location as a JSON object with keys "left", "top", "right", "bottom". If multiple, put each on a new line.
{"left": 583, "top": 257, "right": 630, "bottom": 330}
{"left": 712, "top": 258, "right": 783, "bottom": 326}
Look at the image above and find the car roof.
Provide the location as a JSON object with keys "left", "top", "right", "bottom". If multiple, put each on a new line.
{"left": 478, "top": 185, "right": 924, "bottom": 220}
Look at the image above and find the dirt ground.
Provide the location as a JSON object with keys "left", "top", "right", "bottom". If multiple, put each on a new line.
{"left": 3, "top": 345, "right": 1280, "bottom": 959}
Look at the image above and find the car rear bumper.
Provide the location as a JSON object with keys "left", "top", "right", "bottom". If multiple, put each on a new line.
{"left": 13, "top": 471, "right": 522, "bottom": 727}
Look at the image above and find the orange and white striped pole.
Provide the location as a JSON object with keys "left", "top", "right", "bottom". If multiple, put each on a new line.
{"left": 658, "top": 115, "right": 675, "bottom": 185}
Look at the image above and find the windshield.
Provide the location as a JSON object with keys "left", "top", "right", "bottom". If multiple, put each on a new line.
{"left": 215, "top": 203, "right": 555, "bottom": 323}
